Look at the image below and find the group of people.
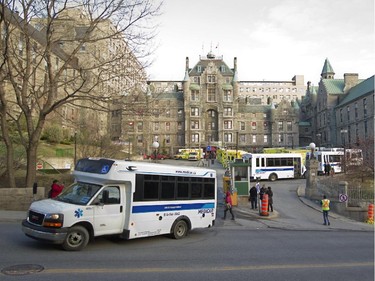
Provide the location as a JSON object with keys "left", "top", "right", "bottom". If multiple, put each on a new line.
{"left": 249, "top": 181, "right": 273, "bottom": 212}
{"left": 324, "top": 163, "right": 334, "bottom": 176}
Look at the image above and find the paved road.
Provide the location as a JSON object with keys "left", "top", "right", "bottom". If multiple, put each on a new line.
{"left": 0, "top": 159, "right": 373, "bottom": 281}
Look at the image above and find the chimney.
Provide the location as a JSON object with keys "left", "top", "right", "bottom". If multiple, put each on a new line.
{"left": 185, "top": 57, "right": 189, "bottom": 71}
{"left": 343, "top": 73, "right": 358, "bottom": 94}
{"left": 234, "top": 57, "right": 237, "bottom": 72}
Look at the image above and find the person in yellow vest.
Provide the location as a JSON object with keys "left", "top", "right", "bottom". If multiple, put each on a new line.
{"left": 321, "top": 195, "right": 331, "bottom": 225}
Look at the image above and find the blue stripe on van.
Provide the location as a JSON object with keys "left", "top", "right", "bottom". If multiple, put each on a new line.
{"left": 132, "top": 203, "right": 215, "bottom": 213}
{"left": 255, "top": 167, "right": 294, "bottom": 173}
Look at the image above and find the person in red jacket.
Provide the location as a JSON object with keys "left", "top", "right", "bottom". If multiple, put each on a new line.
{"left": 223, "top": 191, "right": 235, "bottom": 220}
{"left": 50, "top": 179, "right": 64, "bottom": 198}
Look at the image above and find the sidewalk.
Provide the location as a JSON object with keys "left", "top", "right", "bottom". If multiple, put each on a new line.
{"left": 0, "top": 210, "right": 26, "bottom": 222}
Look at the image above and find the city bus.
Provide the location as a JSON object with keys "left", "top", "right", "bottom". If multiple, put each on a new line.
{"left": 242, "top": 153, "right": 305, "bottom": 181}
{"left": 22, "top": 158, "right": 217, "bottom": 251}
{"left": 306, "top": 148, "right": 362, "bottom": 175}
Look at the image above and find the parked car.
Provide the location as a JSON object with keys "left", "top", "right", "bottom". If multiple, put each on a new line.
{"left": 147, "top": 154, "right": 171, "bottom": 160}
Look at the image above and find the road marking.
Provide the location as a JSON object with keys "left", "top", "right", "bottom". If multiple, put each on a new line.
{"left": 42, "top": 262, "right": 373, "bottom": 274}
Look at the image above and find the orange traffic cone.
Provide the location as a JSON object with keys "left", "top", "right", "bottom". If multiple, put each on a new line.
{"left": 260, "top": 194, "right": 269, "bottom": 216}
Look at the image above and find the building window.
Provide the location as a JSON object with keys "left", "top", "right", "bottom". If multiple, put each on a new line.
{"left": 208, "top": 110, "right": 215, "bottom": 117}
{"left": 178, "top": 109, "right": 183, "bottom": 118}
{"left": 355, "top": 102, "right": 358, "bottom": 119}
{"left": 197, "top": 65, "right": 202, "bottom": 73}
{"left": 191, "top": 90, "right": 200, "bottom": 101}
{"left": 264, "top": 122, "right": 268, "bottom": 129}
{"left": 166, "top": 109, "right": 170, "bottom": 118}
{"left": 208, "top": 122, "right": 215, "bottom": 129}
{"left": 363, "top": 98, "right": 367, "bottom": 117}
{"left": 278, "top": 134, "right": 283, "bottom": 143}
{"left": 278, "top": 121, "right": 283, "bottom": 131}
{"left": 177, "top": 122, "right": 183, "bottom": 130}
{"left": 220, "top": 65, "right": 226, "bottom": 72}
{"left": 192, "top": 133, "right": 199, "bottom": 143}
{"left": 207, "top": 75, "right": 216, "bottom": 83}
{"left": 264, "top": 135, "right": 268, "bottom": 143}
{"left": 191, "top": 120, "right": 199, "bottom": 129}
{"left": 240, "top": 134, "right": 246, "bottom": 143}
{"left": 347, "top": 106, "right": 350, "bottom": 121}
{"left": 80, "top": 43, "right": 86, "bottom": 52}
{"left": 154, "top": 122, "right": 159, "bottom": 131}
{"left": 224, "top": 107, "right": 232, "bottom": 116}
{"left": 137, "top": 135, "right": 143, "bottom": 143}
{"left": 166, "top": 122, "right": 170, "bottom": 131}
{"left": 251, "top": 122, "right": 256, "bottom": 130}
{"left": 166, "top": 135, "right": 170, "bottom": 144}
{"left": 287, "top": 121, "right": 292, "bottom": 131}
{"left": 252, "top": 135, "right": 256, "bottom": 143}
{"left": 224, "top": 120, "right": 232, "bottom": 129}
{"left": 137, "top": 122, "right": 143, "bottom": 131}
{"left": 207, "top": 85, "right": 216, "bottom": 102}
{"left": 128, "top": 122, "right": 134, "bottom": 131}
{"left": 193, "top": 76, "right": 200, "bottom": 84}
{"left": 224, "top": 90, "right": 232, "bottom": 102}
{"left": 224, "top": 133, "right": 232, "bottom": 142}
{"left": 240, "top": 122, "right": 245, "bottom": 131}
{"left": 191, "top": 107, "right": 199, "bottom": 116}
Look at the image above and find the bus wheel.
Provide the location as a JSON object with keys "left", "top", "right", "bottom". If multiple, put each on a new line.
{"left": 62, "top": 226, "right": 89, "bottom": 251}
{"left": 172, "top": 220, "right": 188, "bottom": 239}
{"left": 269, "top": 173, "right": 278, "bottom": 182}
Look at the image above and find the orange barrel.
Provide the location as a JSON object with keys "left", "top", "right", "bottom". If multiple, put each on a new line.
{"left": 368, "top": 203, "right": 374, "bottom": 220}
{"left": 260, "top": 194, "right": 269, "bottom": 216}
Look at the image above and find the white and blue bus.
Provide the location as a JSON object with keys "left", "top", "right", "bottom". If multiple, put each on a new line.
{"left": 243, "top": 153, "right": 305, "bottom": 181}
{"left": 306, "top": 148, "right": 363, "bottom": 175}
{"left": 22, "top": 158, "right": 217, "bottom": 251}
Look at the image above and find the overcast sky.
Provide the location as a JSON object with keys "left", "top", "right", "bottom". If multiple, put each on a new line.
{"left": 147, "top": 0, "right": 374, "bottom": 85}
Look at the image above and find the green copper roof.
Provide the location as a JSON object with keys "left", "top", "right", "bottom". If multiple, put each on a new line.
{"left": 222, "top": 84, "right": 233, "bottom": 90}
{"left": 338, "top": 75, "right": 374, "bottom": 106}
{"left": 321, "top": 79, "right": 345, "bottom": 94}
{"left": 321, "top": 58, "right": 335, "bottom": 75}
{"left": 189, "top": 84, "right": 200, "bottom": 90}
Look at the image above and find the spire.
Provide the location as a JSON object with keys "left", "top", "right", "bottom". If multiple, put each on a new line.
{"left": 233, "top": 57, "right": 238, "bottom": 82}
{"left": 321, "top": 58, "right": 335, "bottom": 79}
{"left": 184, "top": 70, "right": 189, "bottom": 81}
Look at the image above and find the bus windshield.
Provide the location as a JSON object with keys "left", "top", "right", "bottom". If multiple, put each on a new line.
{"left": 56, "top": 182, "right": 102, "bottom": 205}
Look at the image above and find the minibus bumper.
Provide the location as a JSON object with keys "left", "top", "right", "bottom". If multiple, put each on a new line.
{"left": 22, "top": 219, "right": 67, "bottom": 244}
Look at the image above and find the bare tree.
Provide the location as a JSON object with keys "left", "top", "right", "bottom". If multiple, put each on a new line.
{"left": 0, "top": 0, "right": 161, "bottom": 187}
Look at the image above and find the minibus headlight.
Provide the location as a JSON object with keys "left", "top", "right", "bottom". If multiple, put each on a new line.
{"left": 43, "top": 213, "right": 64, "bottom": 228}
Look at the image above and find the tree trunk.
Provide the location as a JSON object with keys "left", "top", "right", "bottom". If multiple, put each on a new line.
{"left": 0, "top": 120, "right": 16, "bottom": 188}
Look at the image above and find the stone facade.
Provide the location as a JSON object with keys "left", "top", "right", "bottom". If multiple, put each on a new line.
{"left": 121, "top": 53, "right": 304, "bottom": 156}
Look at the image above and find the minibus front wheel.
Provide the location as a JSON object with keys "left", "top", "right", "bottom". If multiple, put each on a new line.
{"left": 62, "top": 225, "right": 89, "bottom": 251}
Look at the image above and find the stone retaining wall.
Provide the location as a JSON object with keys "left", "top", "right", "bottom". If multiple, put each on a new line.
{"left": 0, "top": 187, "right": 46, "bottom": 211}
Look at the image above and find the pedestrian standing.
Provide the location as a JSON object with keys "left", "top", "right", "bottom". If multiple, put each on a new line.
{"left": 223, "top": 191, "right": 235, "bottom": 220}
{"left": 50, "top": 179, "right": 64, "bottom": 198}
{"left": 249, "top": 186, "right": 258, "bottom": 209}
{"left": 266, "top": 186, "right": 273, "bottom": 212}
{"left": 321, "top": 195, "right": 331, "bottom": 225}
{"left": 255, "top": 180, "right": 261, "bottom": 194}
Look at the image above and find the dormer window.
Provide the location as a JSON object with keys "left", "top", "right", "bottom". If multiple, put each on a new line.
{"left": 221, "top": 65, "right": 226, "bottom": 72}
{"left": 197, "top": 65, "right": 202, "bottom": 73}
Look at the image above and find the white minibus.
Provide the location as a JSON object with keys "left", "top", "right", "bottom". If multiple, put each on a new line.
{"left": 22, "top": 158, "right": 217, "bottom": 251}
{"left": 243, "top": 153, "right": 305, "bottom": 181}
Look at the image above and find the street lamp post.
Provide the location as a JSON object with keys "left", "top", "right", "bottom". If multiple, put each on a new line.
{"left": 316, "top": 133, "right": 321, "bottom": 151}
{"left": 340, "top": 129, "right": 348, "bottom": 173}
{"left": 309, "top": 142, "right": 316, "bottom": 159}
{"left": 152, "top": 141, "right": 159, "bottom": 161}
{"left": 74, "top": 131, "right": 77, "bottom": 166}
